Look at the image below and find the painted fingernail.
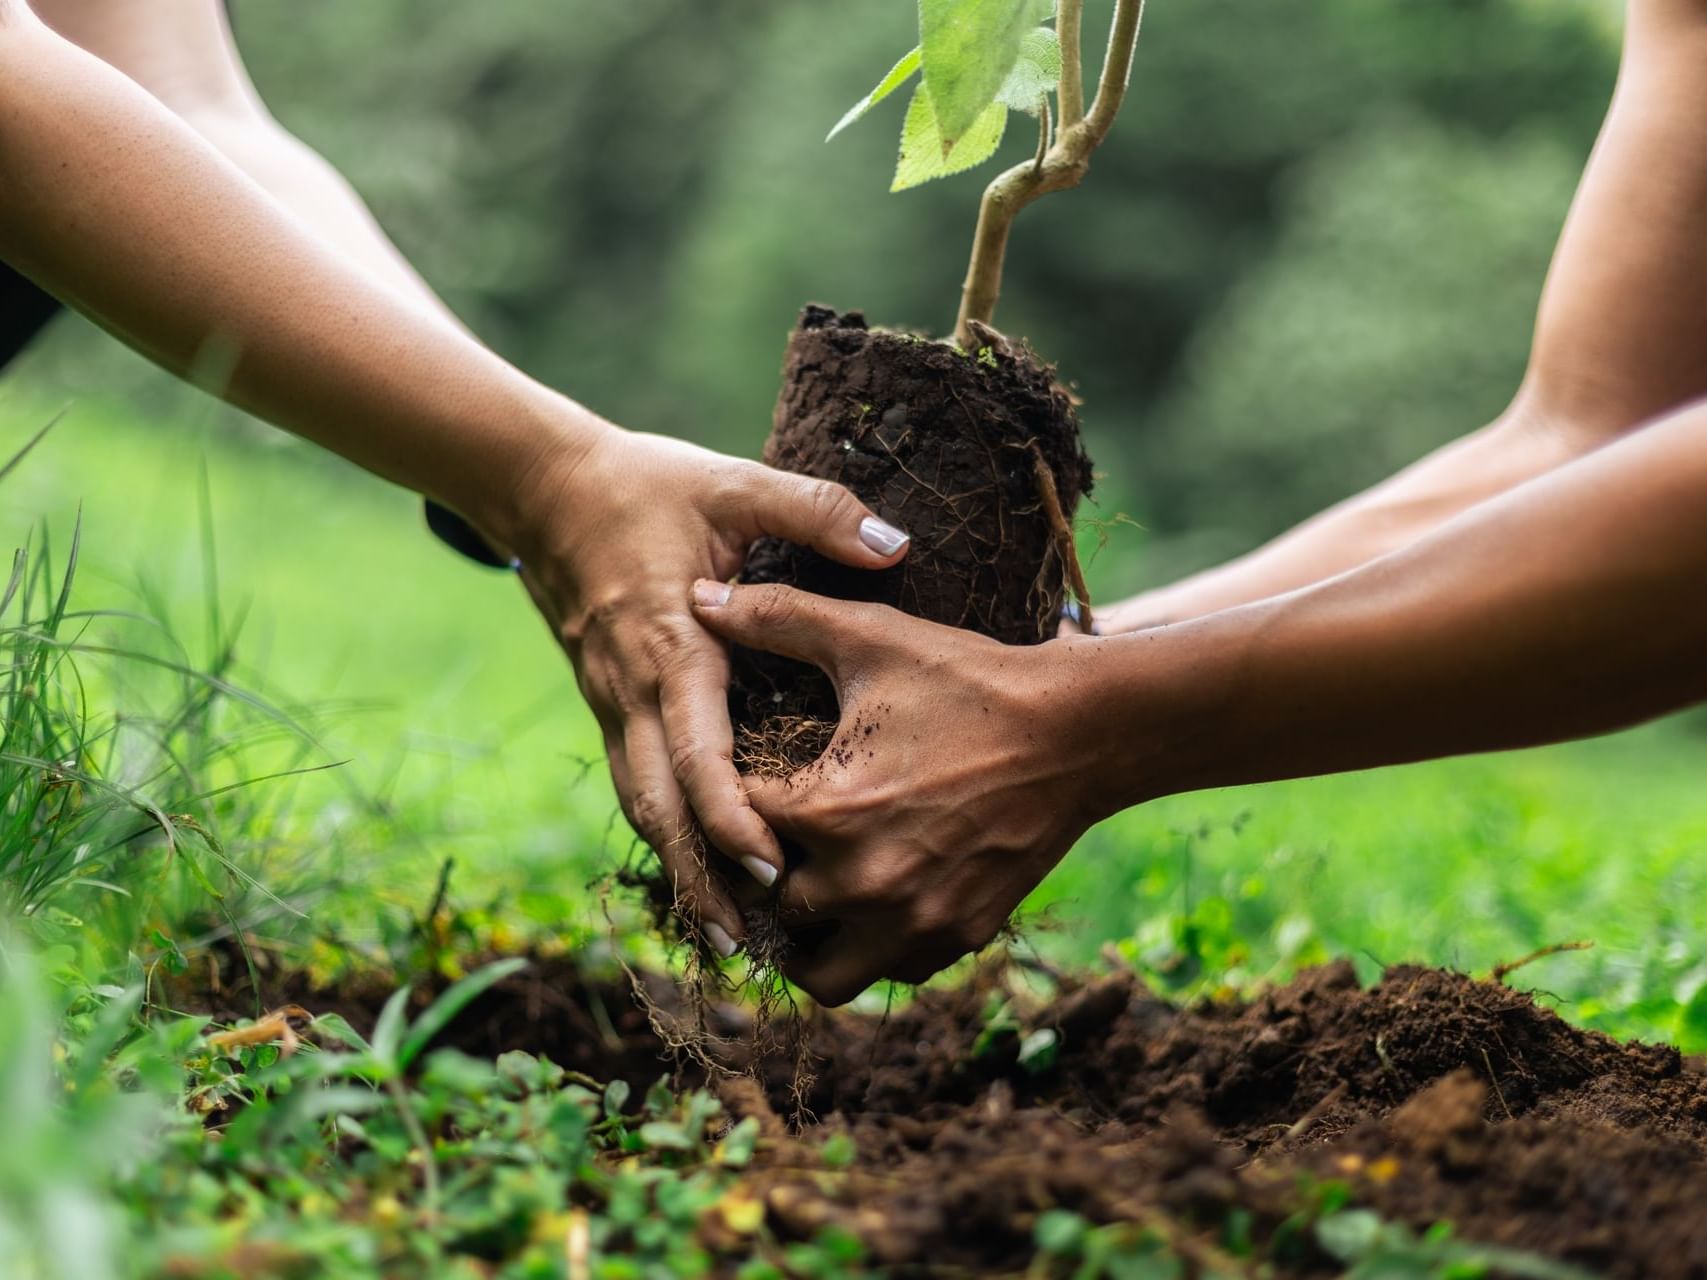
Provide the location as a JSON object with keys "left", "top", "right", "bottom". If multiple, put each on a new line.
{"left": 859, "top": 516, "right": 910, "bottom": 557}
{"left": 693, "top": 579, "right": 732, "bottom": 608}
{"left": 740, "top": 855, "right": 779, "bottom": 888}
{"left": 703, "top": 921, "right": 738, "bottom": 959}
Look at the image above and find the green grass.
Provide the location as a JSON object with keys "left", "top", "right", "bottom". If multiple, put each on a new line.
{"left": 3, "top": 388, "right": 1706, "bottom": 1279}
{"left": 5, "top": 388, "right": 1706, "bottom": 1041}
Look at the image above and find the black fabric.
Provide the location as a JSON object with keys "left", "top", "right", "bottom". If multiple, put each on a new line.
{"left": 0, "top": 262, "right": 62, "bottom": 370}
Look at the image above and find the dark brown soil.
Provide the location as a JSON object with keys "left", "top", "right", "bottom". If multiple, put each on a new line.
{"left": 207, "top": 954, "right": 1707, "bottom": 1278}
{"left": 729, "top": 305, "right": 1093, "bottom": 765}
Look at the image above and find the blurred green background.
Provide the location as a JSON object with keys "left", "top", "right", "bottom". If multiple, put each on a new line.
{"left": 7, "top": 0, "right": 1705, "bottom": 1036}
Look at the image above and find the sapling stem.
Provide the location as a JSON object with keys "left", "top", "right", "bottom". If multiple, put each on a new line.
{"left": 953, "top": 0, "right": 1146, "bottom": 349}
{"left": 1057, "top": 0, "right": 1086, "bottom": 130}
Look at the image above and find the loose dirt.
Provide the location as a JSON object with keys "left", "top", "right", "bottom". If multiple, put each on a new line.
{"left": 206, "top": 954, "right": 1707, "bottom": 1278}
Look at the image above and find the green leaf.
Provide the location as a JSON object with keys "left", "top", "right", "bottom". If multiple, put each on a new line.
{"left": 1316, "top": 1209, "right": 1386, "bottom": 1262}
{"left": 819, "top": 1131, "right": 857, "bottom": 1169}
{"left": 1677, "top": 982, "right": 1707, "bottom": 1054}
{"left": 828, "top": 46, "right": 921, "bottom": 141}
{"left": 370, "top": 984, "right": 412, "bottom": 1069}
{"left": 893, "top": 85, "right": 1008, "bottom": 192}
{"left": 604, "top": 1078, "right": 631, "bottom": 1118}
{"left": 996, "top": 27, "right": 1062, "bottom": 115}
{"left": 1035, "top": 1209, "right": 1089, "bottom": 1256}
{"left": 919, "top": 0, "right": 1033, "bottom": 146}
{"left": 638, "top": 1120, "right": 694, "bottom": 1151}
{"left": 310, "top": 1012, "right": 370, "bottom": 1052}
{"left": 1017, "top": 1026, "right": 1060, "bottom": 1073}
{"left": 397, "top": 956, "right": 527, "bottom": 1069}
{"left": 716, "top": 1116, "right": 761, "bottom": 1168}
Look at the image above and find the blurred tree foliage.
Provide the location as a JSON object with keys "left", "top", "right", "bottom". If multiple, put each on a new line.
{"left": 24, "top": 0, "right": 1617, "bottom": 589}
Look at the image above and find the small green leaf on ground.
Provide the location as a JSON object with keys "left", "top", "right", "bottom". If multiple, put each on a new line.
{"left": 893, "top": 85, "right": 1008, "bottom": 192}
{"left": 819, "top": 1131, "right": 857, "bottom": 1169}
{"left": 828, "top": 46, "right": 922, "bottom": 141}
{"left": 919, "top": 0, "right": 1033, "bottom": 146}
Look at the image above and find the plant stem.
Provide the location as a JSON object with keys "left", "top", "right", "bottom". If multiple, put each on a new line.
{"left": 1057, "top": 0, "right": 1085, "bottom": 131}
{"left": 388, "top": 1075, "right": 441, "bottom": 1216}
{"left": 954, "top": 0, "right": 1145, "bottom": 349}
{"left": 1084, "top": 0, "right": 1146, "bottom": 144}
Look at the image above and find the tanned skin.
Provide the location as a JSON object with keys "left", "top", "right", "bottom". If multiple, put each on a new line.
{"left": 698, "top": 0, "right": 1707, "bottom": 1004}
{"left": 0, "top": 0, "right": 915, "bottom": 954}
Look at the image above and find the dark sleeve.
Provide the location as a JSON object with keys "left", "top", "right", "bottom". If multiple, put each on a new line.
{"left": 0, "top": 261, "right": 62, "bottom": 369}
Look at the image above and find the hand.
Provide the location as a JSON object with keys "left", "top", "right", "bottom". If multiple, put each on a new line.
{"left": 506, "top": 426, "right": 911, "bottom": 958}
{"left": 690, "top": 580, "right": 1105, "bottom": 1006}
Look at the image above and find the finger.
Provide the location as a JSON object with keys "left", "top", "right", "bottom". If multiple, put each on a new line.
{"left": 620, "top": 713, "right": 746, "bottom": 958}
{"left": 783, "top": 920, "right": 905, "bottom": 1008}
{"left": 739, "top": 469, "right": 910, "bottom": 569}
{"left": 691, "top": 580, "right": 874, "bottom": 675}
{"left": 656, "top": 631, "right": 785, "bottom": 890}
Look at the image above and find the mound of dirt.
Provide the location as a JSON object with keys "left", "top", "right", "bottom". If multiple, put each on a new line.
{"left": 204, "top": 955, "right": 1707, "bottom": 1277}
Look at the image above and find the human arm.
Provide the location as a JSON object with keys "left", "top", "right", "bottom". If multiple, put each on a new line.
{"left": 694, "top": 396, "right": 1707, "bottom": 1002}
{"left": 27, "top": 0, "right": 456, "bottom": 325}
{"left": 1095, "top": 0, "right": 1707, "bottom": 631}
{"left": 0, "top": 0, "right": 910, "bottom": 947}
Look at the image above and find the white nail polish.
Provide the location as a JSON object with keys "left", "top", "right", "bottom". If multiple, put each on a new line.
{"left": 693, "top": 579, "right": 733, "bottom": 608}
{"left": 703, "top": 922, "right": 738, "bottom": 959}
{"left": 741, "top": 855, "right": 780, "bottom": 888}
{"left": 858, "top": 516, "right": 909, "bottom": 557}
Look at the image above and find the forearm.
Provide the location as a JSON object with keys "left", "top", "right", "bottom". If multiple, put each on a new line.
{"left": 1127, "top": 403, "right": 1584, "bottom": 625}
{"left": 1076, "top": 400, "right": 1707, "bottom": 812}
{"left": 186, "top": 108, "right": 459, "bottom": 328}
{"left": 0, "top": 9, "right": 596, "bottom": 550}
{"left": 1116, "top": 4, "right": 1707, "bottom": 631}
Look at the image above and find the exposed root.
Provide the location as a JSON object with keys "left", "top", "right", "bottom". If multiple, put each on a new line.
{"left": 1030, "top": 442, "right": 1094, "bottom": 634}
{"left": 735, "top": 717, "right": 835, "bottom": 778}
{"left": 1489, "top": 940, "right": 1595, "bottom": 984}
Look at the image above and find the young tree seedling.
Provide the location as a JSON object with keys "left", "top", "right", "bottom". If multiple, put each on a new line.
{"left": 829, "top": 0, "right": 1147, "bottom": 348}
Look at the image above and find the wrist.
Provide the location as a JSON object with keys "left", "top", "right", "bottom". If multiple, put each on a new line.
{"left": 1049, "top": 616, "right": 1260, "bottom": 816}
{"left": 452, "top": 387, "right": 619, "bottom": 567}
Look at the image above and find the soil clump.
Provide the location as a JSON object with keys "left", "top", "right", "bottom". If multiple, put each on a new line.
{"left": 728, "top": 305, "right": 1093, "bottom": 772}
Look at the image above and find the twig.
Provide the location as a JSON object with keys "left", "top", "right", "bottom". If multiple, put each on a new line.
{"left": 1480, "top": 1047, "right": 1514, "bottom": 1121}
{"left": 1056, "top": 0, "right": 1085, "bottom": 130}
{"left": 1031, "top": 446, "right": 1093, "bottom": 633}
{"left": 1489, "top": 940, "right": 1594, "bottom": 985}
{"left": 1282, "top": 1081, "right": 1348, "bottom": 1144}
{"left": 955, "top": 0, "right": 1146, "bottom": 346}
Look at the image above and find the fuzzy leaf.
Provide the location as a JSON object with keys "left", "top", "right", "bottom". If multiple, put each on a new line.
{"left": 892, "top": 84, "right": 1008, "bottom": 192}
{"left": 996, "top": 27, "right": 1062, "bottom": 114}
{"left": 919, "top": 0, "right": 1033, "bottom": 146}
{"left": 827, "top": 46, "right": 922, "bottom": 141}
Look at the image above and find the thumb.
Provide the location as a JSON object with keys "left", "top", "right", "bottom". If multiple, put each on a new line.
{"left": 691, "top": 580, "right": 867, "bottom": 674}
{"left": 743, "top": 470, "right": 910, "bottom": 569}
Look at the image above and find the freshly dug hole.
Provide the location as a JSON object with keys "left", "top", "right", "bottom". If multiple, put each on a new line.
{"left": 728, "top": 304, "right": 1094, "bottom": 770}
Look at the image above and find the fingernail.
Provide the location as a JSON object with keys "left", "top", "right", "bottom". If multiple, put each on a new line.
{"left": 703, "top": 921, "right": 738, "bottom": 959}
{"left": 740, "top": 855, "right": 779, "bottom": 888}
{"left": 859, "top": 516, "right": 909, "bottom": 557}
{"left": 693, "top": 579, "right": 732, "bottom": 608}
